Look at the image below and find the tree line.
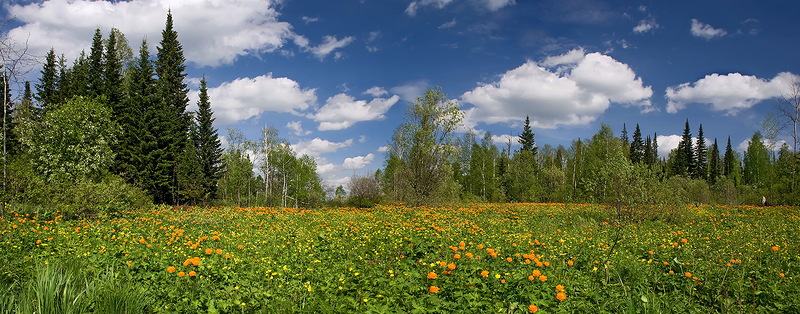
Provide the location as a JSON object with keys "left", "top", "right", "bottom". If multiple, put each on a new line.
{"left": 370, "top": 87, "right": 800, "bottom": 206}
{"left": 0, "top": 12, "right": 325, "bottom": 216}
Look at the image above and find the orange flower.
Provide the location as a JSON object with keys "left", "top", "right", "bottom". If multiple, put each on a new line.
{"left": 772, "top": 246, "right": 779, "bottom": 251}
{"left": 556, "top": 292, "right": 567, "bottom": 301}
{"left": 681, "top": 238, "right": 688, "bottom": 244}
{"left": 685, "top": 272, "right": 692, "bottom": 277}
{"left": 429, "top": 286, "right": 440, "bottom": 293}
{"left": 454, "top": 254, "right": 461, "bottom": 259}
{"left": 183, "top": 259, "right": 190, "bottom": 266}
{"left": 527, "top": 275, "right": 534, "bottom": 281}
{"left": 427, "top": 272, "right": 438, "bottom": 279}
{"left": 528, "top": 304, "right": 539, "bottom": 313}
{"left": 481, "top": 270, "right": 489, "bottom": 277}
{"left": 465, "top": 252, "right": 473, "bottom": 258}
{"left": 447, "top": 263, "right": 456, "bottom": 270}
{"left": 538, "top": 275, "right": 547, "bottom": 282}
{"left": 216, "top": 249, "right": 223, "bottom": 254}
{"left": 532, "top": 269, "right": 541, "bottom": 277}
{"left": 205, "top": 248, "right": 213, "bottom": 255}
{"left": 543, "top": 261, "right": 550, "bottom": 267}
{"left": 192, "top": 257, "right": 201, "bottom": 266}
{"left": 225, "top": 254, "right": 231, "bottom": 259}
{"left": 779, "top": 273, "right": 785, "bottom": 277}
{"left": 178, "top": 271, "right": 186, "bottom": 277}
{"left": 567, "top": 260, "right": 574, "bottom": 266}
{"left": 477, "top": 244, "right": 485, "bottom": 249}
{"left": 556, "top": 284, "right": 564, "bottom": 292}
{"left": 167, "top": 266, "right": 176, "bottom": 273}
{"left": 506, "top": 257, "right": 513, "bottom": 262}
{"left": 669, "top": 270, "right": 674, "bottom": 274}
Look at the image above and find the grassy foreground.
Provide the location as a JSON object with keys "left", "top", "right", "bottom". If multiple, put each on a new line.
{"left": 1, "top": 203, "right": 798, "bottom": 313}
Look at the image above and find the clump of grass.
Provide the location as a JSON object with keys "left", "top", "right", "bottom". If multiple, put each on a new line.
{"left": 89, "top": 268, "right": 148, "bottom": 314}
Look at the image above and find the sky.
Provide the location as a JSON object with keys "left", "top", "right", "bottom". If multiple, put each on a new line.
{"left": 2, "top": 0, "right": 799, "bottom": 189}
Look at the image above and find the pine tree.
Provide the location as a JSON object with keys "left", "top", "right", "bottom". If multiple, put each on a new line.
{"left": 35, "top": 48, "right": 59, "bottom": 112}
{"left": 620, "top": 123, "right": 629, "bottom": 155}
{"left": 194, "top": 77, "right": 223, "bottom": 203}
{"left": 708, "top": 138, "right": 721, "bottom": 185}
{"left": 65, "top": 51, "right": 91, "bottom": 98}
{"left": 695, "top": 124, "right": 707, "bottom": 180}
{"left": 518, "top": 115, "right": 536, "bottom": 155}
{"left": 87, "top": 28, "right": 104, "bottom": 98}
{"left": 154, "top": 11, "right": 191, "bottom": 204}
{"left": 644, "top": 135, "right": 652, "bottom": 164}
{"left": 651, "top": 133, "right": 659, "bottom": 164}
{"left": 629, "top": 124, "right": 644, "bottom": 163}
{"left": 56, "top": 54, "right": 68, "bottom": 104}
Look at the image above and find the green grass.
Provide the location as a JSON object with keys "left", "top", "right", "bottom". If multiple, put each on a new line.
{"left": 1, "top": 203, "right": 798, "bottom": 312}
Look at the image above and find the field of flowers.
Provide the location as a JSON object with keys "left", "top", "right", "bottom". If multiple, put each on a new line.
{"left": 1, "top": 203, "right": 798, "bottom": 313}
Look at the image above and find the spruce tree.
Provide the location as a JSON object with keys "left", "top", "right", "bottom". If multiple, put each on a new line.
{"left": 673, "top": 120, "right": 695, "bottom": 177}
{"left": 87, "top": 28, "right": 105, "bottom": 97}
{"left": 154, "top": 11, "right": 191, "bottom": 204}
{"left": 103, "top": 28, "right": 124, "bottom": 112}
{"left": 709, "top": 138, "right": 721, "bottom": 185}
{"left": 120, "top": 39, "right": 157, "bottom": 190}
{"left": 723, "top": 136, "right": 735, "bottom": 177}
{"left": 629, "top": 124, "right": 644, "bottom": 163}
{"left": 194, "top": 77, "right": 223, "bottom": 203}
{"left": 695, "top": 124, "right": 707, "bottom": 180}
{"left": 644, "top": 135, "right": 652, "bottom": 164}
{"left": 35, "top": 48, "right": 59, "bottom": 112}
{"left": 518, "top": 115, "right": 536, "bottom": 155}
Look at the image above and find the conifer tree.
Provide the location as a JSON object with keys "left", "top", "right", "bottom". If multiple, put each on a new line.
{"left": 629, "top": 124, "right": 644, "bottom": 163}
{"left": 119, "top": 40, "right": 157, "bottom": 190}
{"left": 723, "top": 136, "right": 735, "bottom": 177}
{"left": 194, "top": 77, "right": 222, "bottom": 203}
{"left": 708, "top": 138, "right": 721, "bottom": 185}
{"left": 518, "top": 115, "right": 536, "bottom": 155}
{"left": 87, "top": 28, "right": 104, "bottom": 97}
{"left": 103, "top": 28, "right": 123, "bottom": 112}
{"left": 643, "top": 135, "right": 652, "bottom": 164}
{"left": 651, "top": 133, "right": 659, "bottom": 164}
{"left": 154, "top": 11, "right": 191, "bottom": 204}
{"left": 672, "top": 120, "right": 695, "bottom": 177}
{"left": 35, "top": 48, "right": 59, "bottom": 111}
{"left": 695, "top": 124, "right": 707, "bottom": 180}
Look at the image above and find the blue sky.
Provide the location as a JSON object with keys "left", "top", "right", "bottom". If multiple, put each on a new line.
{"left": 2, "top": 0, "right": 799, "bottom": 188}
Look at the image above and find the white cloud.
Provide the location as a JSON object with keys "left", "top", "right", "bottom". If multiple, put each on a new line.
{"left": 691, "top": 19, "right": 727, "bottom": 40}
{"left": 343, "top": 153, "right": 375, "bottom": 169}
{"left": 366, "top": 31, "right": 381, "bottom": 52}
{"left": 491, "top": 134, "right": 519, "bottom": 146}
{"left": 363, "top": 86, "right": 388, "bottom": 97}
{"left": 6, "top": 0, "right": 296, "bottom": 67}
{"left": 665, "top": 72, "right": 797, "bottom": 114}
{"left": 405, "top": 0, "right": 454, "bottom": 16}
{"left": 307, "top": 35, "right": 355, "bottom": 60}
{"left": 310, "top": 94, "right": 400, "bottom": 130}
{"left": 302, "top": 16, "right": 319, "bottom": 24}
{"left": 656, "top": 135, "right": 682, "bottom": 159}
{"left": 291, "top": 138, "right": 353, "bottom": 158}
{"left": 461, "top": 49, "right": 653, "bottom": 129}
{"left": 377, "top": 145, "right": 390, "bottom": 153}
{"left": 286, "top": 121, "right": 312, "bottom": 136}
{"left": 391, "top": 80, "right": 430, "bottom": 102}
{"left": 359, "top": 135, "right": 367, "bottom": 143}
{"left": 193, "top": 74, "right": 316, "bottom": 125}
{"left": 439, "top": 19, "right": 457, "bottom": 29}
{"left": 737, "top": 138, "right": 788, "bottom": 152}
{"left": 484, "top": 0, "right": 515, "bottom": 11}
{"left": 633, "top": 18, "right": 659, "bottom": 33}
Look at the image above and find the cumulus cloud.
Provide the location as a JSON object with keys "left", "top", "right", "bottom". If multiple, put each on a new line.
{"left": 5, "top": 0, "right": 295, "bottom": 67}
{"left": 461, "top": 49, "right": 653, "bottom": 128}
{"left": 377, "top": 145, "right": 390, "bottom": 153}
{"left": 491, "top": 134, "right": 519, "bottom": 146}
{"left": 391, "top": 80, "right": 430, "bottom": 102}
{"left": 737, "top": 138, "right": 789, "bottom": 152}
{"left": 484, "top": 0, "right": 516, "bottom": 11}
{"left": 343, "top": 153, "right": 375, "bottom": 169}
{"left": 363, "top": 86, "right": 388, "bottom": 97}
{"left": 656, "top": 134, "right": 682, "bottom": 159}
{"left": 309, "top": 94, "right": 400, "bottom": 130}
{"left": 405, "top": 0, "right": 510, "bottom": 16}
{"left": 192, "top": 74, "right": 316, "bottom": 125}
{"left": 665, "top": 72, "right": 798, "bottom": 114}
{"left": 307, "top": 35, "right": 355, "bottom": 60}
{"left": 633, "top": 18, "right": 659, "bottom": 33}
{"left": 691, "top": 19, "right": 727, "bottom": 40}
{"left": 291, "top": 138, "right": 353, "bottom": 158}
{"left": 286, "top": 121, "right": 312, "bottom": 136}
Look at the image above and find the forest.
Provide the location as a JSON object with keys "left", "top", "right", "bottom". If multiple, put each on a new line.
{"left": 0, "top": 12, "right": 798, "bottom": 218}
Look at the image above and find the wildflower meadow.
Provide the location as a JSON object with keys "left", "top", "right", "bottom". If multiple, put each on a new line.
{"left": 1, "top": 203, "right": 798, "bottom": 313}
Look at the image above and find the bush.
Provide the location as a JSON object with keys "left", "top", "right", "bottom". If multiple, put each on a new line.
{"left": 347, "top": 175, "right": 382, "bottom": 208}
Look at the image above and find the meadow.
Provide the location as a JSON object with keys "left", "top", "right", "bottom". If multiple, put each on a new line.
{"left": 1, "top": 203, "right": 798, "bottom": 313}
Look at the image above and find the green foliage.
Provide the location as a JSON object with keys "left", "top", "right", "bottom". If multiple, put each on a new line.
{"left": 20, "top": 96, "right": 118, "bottom": 182}
{"left": 743, "top": 132, "right": 772, "bottom": 188}
{"left": 386, "top": 87, "right": 463, "bottom": 205}
{"left": 35, "top": 48, "right": 59, "bottom": 111}
{"left": 193, "top": 77, "right": 223, "bottom": 204}
{"left": 347, "top": 174, "right": 382, "bottom": 208}
{"left": 518, "top": 115, "right": 536, "bottom": 155}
